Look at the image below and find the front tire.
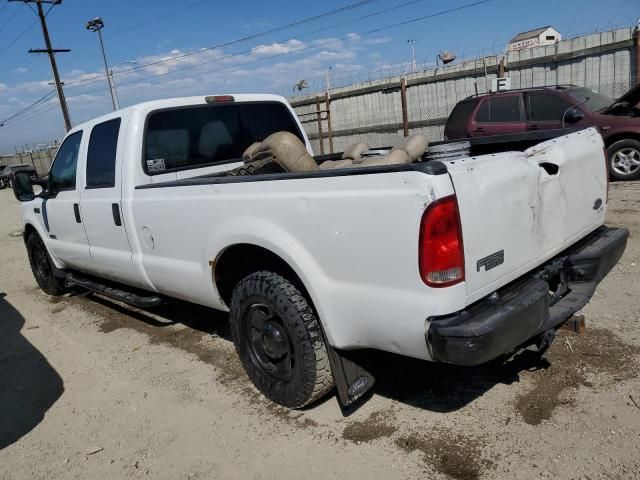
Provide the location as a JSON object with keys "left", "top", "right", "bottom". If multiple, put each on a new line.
{"left": 229, "top": 271, "right": 334, "bottom": 408}
{"left": 26, "top": 233, "right": 67, "bottom": 296}
{"left": 607, "top": 139, "right": 640, "bottom": 181}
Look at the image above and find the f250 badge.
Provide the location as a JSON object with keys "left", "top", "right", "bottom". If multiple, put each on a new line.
{"left": 477, "top": 250, "right": 504, "bottom": 272}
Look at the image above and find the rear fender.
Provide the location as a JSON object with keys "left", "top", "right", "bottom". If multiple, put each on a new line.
{"left": 206, "top": 216, "right": 335, "bottom": 344}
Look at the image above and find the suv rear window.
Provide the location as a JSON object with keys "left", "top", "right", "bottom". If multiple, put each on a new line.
{"left": 475, "top": 96, "right": 522, "bottom": 123}
{"left": 144, "top": 101, "right": 304, "bottom": 174}
{"left": 446, "top": 100, "right": 478, "bottom": 129}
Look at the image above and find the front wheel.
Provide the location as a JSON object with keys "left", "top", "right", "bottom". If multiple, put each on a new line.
{"left": 26, "top": 233, "right": 67, "bottom": 296}
{"left": 607, "top": 139, "right": 640, "bottom": 181}
{"left": 229, "top": 271, "right": 334, "bottom": 408}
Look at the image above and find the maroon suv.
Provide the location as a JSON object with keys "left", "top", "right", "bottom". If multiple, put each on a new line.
{"left": 444, "top": 84, "right": 640, "bottom": 180}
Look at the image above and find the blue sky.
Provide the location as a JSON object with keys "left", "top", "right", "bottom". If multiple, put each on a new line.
{"left": 0, "top": 0, "right": 637, "bottom": 153}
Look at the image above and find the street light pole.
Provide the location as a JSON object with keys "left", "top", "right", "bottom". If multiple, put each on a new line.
{"left": 407, "top": 39, "right": 417, "bottom": 73}
{"left": 96, "top": 28, "right": 116, "bottom": 110}
{"left": 86, "top": 17, "right": 116, "bottom": 111}
{"left": 109, "top": 61, "right": 137, "bottom": 110}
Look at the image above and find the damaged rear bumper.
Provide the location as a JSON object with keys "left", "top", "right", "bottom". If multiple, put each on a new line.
{"left": 426, "top": 226, "right": 628, "bottom": 366}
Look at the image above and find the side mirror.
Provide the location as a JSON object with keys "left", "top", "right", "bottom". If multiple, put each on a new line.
{"left": 11, "top": 171, "right": 36, "bottom": 202}
{"left": 564, "top": 108, "right": 584, "bottom": 124}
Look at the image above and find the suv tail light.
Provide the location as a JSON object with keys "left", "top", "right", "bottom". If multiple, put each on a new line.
{"left": 419, "top": 195, "right": 465, "bottom": 287}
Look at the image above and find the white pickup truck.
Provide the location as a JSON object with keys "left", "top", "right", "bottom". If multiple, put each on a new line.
{"left": 11, "top": 94, "right": 628, "bottom": 409}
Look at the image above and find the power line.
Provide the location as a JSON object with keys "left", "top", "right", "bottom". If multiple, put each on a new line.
{"left": 116, "top": 0, "right": 493, "bottom": 88}
{"left": 0, "top": 91, "right": 64, "bottom": 133}
{"left": 0, "top": 89, "right": 55, "bottom": 125}
{"left": 0, "top": 1, "right": 54, "bottom": 57}
{"left": 108, "top": 0, "right": 379, "bottom": 74}
{"left": 0, "top": 18, "right": 37, "bottom": 55}
{"left": 63, "top": 0, "right": 492, "bottom": 100}
{"left": 0, "top": 4, "right": 22, "bottom": 33}
{"left": 64, "top": 0, "right": 426, "bottom": 89}
{"left": 0, "top": 99, "right": 59, "bottom": 132}
{"left": 3, "top": 0, "right": 493, "bottom": 129}
{"left": 106, "top": 0, "right": 211, "bottom": 36}
{"left": 9, "top": 0, "right": 72, "bottom": 131}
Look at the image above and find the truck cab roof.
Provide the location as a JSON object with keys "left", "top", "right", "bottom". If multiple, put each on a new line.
{"left": 69, "top": 94, "right": 290, "bottom": 134}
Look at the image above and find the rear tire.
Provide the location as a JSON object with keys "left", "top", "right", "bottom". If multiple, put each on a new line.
{"left": 229, "top": 271, "right": 334, "bottom": 408}
{"left": 607, "top": 139, "right": 640, "bottom": 181}
{"left": 26, "top": 233, "right": 67, "bottom": 296}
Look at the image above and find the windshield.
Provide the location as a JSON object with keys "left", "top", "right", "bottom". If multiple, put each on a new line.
{"left": 566, "top": 87, "right": 613, "bottom": 112}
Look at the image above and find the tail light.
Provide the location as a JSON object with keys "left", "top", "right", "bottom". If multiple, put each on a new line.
{"left": 419, "top": 195, "right": 465, "bottom": 287}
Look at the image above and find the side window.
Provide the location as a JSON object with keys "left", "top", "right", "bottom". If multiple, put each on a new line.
{"left": 475, "top": 100, "right": 490, "bottom": 122}
{"left": 475, "top": 96, "right": 522, "bottom": 123}
{"left": 527, "top": 94, "right": 573, "bottom": 122}
{"left": 86, "top": 118, "right": 121, "bottom": 188}
{"left": 50, "top": 131, "right": 82, "bottom": 192}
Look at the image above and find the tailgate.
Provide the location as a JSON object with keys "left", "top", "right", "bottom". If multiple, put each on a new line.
{"left": 446, "top": 128, "right": 608, "bottom": 304}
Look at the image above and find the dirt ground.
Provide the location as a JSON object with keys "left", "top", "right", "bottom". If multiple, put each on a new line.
{"left": 0, "top": 182, "right": 639, "bottom": 480}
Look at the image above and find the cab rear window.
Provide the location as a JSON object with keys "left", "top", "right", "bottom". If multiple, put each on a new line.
{"left": 143, "top": 101, "right": 304, "bottom": 174}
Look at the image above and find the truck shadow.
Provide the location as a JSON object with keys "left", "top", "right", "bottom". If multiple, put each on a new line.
{"left": 0, "top": 293, "right": 64, "bottom": 450}
{"left": 85, "top": 293, "right": 548, "bottom": 413}
{"left": 84, "top": 293, "right": 230, "bottom": 340}
{"left": 345, "top": 348, "right": 549, "bottom": 412}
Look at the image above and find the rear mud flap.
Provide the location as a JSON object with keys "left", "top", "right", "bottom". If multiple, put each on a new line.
{"left": 325, "top": 344, "right": 375, "bottom": 412}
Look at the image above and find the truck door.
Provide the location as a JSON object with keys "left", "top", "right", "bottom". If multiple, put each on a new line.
{"left": 525, "top": 92, "right": 582, "bottom": 132}
{"left": 43, "top": 130, "right": 95, "bottom": 273}
{"left": 470, "top": 93, "right": 526, "bottom": 137}
{"left": 79, "top": 116, "right": 140, "bottom": 286}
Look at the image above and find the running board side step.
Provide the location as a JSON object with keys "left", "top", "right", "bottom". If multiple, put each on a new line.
{"left": 65, "top": 273, "right": 163, "bottom": 309}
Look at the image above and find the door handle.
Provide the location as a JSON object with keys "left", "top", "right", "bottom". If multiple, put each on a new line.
{"left": 73, "top": 203, "right": 81, "bottom": 223}
{"left": 528, "top": 125, "right": 540, "bottom": 130}
{"left": 473, "top": 127, "right": 484, "bottom": 132}
{"left": 111, "top": 203, "right": 122, "bottom": 227}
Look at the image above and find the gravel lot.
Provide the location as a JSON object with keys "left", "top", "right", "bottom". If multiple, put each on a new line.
{"left": 1, "top": 182, "right": 639, "bottom": 480}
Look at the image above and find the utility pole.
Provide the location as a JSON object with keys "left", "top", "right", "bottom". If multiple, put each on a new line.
{"left": 11, "top": 0, "right": 72, "bottom": 131}
{"left": 407, "top": 39, "right": 417, "bottom": 73}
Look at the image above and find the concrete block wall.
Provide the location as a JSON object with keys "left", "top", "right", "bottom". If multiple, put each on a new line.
{"left": 290, "top": 27, "right": 637, "bottom": 154}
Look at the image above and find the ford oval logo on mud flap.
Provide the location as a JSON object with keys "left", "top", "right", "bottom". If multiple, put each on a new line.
{"left": 348, "top": 376, "right": 369, "bottom": 397}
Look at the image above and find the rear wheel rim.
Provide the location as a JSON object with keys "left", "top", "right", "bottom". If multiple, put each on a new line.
{"left": 243, "top": 303, "right": 295, "bottom": 381}
{"left": 611, "top": 147, "right": 640, "bottom": 176}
